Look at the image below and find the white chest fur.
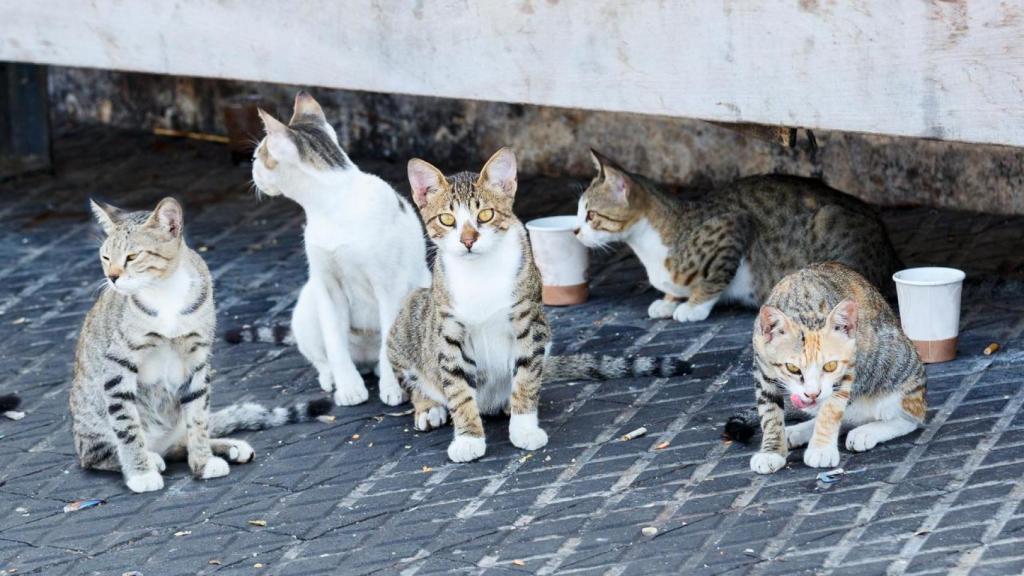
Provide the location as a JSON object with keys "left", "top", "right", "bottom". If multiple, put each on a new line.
{"left": 134, "top": 265, "right": 195, "bottom": 337}
{"left": 627, "top": 219, "right": 689, "bottom": 298}
{"left": 443, "top": 231, "right": 523, "bottom": 414}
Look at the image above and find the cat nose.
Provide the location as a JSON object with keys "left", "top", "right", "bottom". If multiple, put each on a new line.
{"left": 461, "top": 237, "right": 476, "bottom": 250}
{"left": 805, "top": 391, "right": 819, "bottom": 401}
{"left": 108, "top": 274, "right": 120, "bottom": 283}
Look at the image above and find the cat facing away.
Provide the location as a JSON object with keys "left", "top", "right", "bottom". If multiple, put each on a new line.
{"left": 726, "top": 262, "right": 926, "bottom": 474}
{"left": 574, "top": 151, "right": 900, "bottom": 323}
{"left": 388, "top": 148, "right": 691, "bottom": 463}
{"left": 72, "top": 198, "right": 330, "bottom": 493}
{"left": 248, "top": 91, "right": 430, "bottom": 407}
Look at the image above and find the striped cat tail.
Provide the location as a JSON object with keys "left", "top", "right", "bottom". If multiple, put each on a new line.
{"left": 0, "top": 393, "right": 20, "bottom": 413}
{"left": 544, "top": 353, "right": 691, "bottom": 381}
{"left": 209, "top": 398, "right": 332, "bottom": 436}
{"left": 223, "top": 324, "right": 294, "bottom": 345}
{"left": 724, "top": 408, "right": 760, "bottom": 443}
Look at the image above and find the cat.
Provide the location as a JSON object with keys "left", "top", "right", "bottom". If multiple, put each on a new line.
{"left": 574, "top": 150, "right": 900, "bottom": 323}
{"left": 725, "top": 262, "right": 926, "bottom": 474}
{"left": 387, "top": 148, "right": 691, "bottom": 463}
{"left": 248, "top": 91, "right": 430, "bottom": 406}
{"left": 72, "top": 198, "right": 331, "bottom": 493}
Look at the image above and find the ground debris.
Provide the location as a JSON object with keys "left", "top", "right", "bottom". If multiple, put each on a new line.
{"left": 620, "top": 427, "right": 647, "bottom": 441}
{"left": 63, "top": 498, "right": 106, "bottom": 513}
{"left": 247, "top": 519, "right": 267, "bottom": 527}
{"left": 641, "top": 526, "right": 658, "bottom": 537}
{"left": 984, "top": 342, "right": 1001, "bottom": 355}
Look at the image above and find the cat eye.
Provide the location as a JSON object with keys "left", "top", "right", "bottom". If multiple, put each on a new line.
{"left": 125, "top": 253, "right": 139, "bottom": 262}
{"left": 823, "top": 361, "right": 838, "bottom": 373}
{"left": 101, "top": 255, "right": 109, "bottom": 262}
{"left": 785, "top": 363, "right": 802, "bottom": 375}
{"left": 586, "top": 210, "right": 596, "bottom": 222}
{"left": 438, "top": 213, "right": 456, "bottom": 227}
{"left": 477, "top": 208, "right": 495, "bottom": 223}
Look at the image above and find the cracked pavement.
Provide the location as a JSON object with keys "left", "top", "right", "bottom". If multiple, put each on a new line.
{"left": 2, "top": 128, "right": 1024, "bottom": 575}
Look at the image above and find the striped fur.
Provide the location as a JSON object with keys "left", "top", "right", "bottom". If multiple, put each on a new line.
{"left": 544, "top": 353, "right": 691, "bottom": 381}
{"left": 739, "top": 262, "right": 926, "bottom": 474}
{"left": 224, "top": 324, "right": 294, "bottom": 345}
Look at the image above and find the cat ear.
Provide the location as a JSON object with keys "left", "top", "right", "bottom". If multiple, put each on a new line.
{"left": 758, "top": 306, "right": 792, "bottom": 343}
{"left": 290, "top": 91, "right": 326, "bottom": 125}
{"left": 258, "top": 108, "right": 288, "bottom": 136}
{"left": 478, "top": 147, "right": 517, "bottom": 199}
{"left": 89, "top": 199, "right": 123, "bottom": 235}
{"left": 407, "top": 158, "right": 447, "bottom": 209}
{"left": 826, "top": 299, "right": 858, "bottom": 337}
{"left": 590, "top": 150, "right": 631, "bottom": 205}
{"left": 147, "top": 197, "right": 184, "bottom": 238}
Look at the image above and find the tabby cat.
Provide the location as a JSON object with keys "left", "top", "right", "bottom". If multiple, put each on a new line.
{"left": 727, "top": 262, "right": 926, "bottom": 474}
{"left": 72, "top": 198, "right": 330, "bottom": 493}
{"left": 388, "top": 148, "right": 690, "bottom": 462}
{"left": 244, "top": 91, "right": 430, "bottom": 407}
{"left": 574, "top": 151, "right": 899, "bottom": 323}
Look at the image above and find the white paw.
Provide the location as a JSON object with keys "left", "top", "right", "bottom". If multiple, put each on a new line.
{"left": 750, "top": 452, "right": 786, "bottom": 474}
{"left": 672, "top": 300, "right": 715, "bottom": 323}
{"left": 227, "top": 441, "right": 256, "bottom": 463}
{"left": 785, "top": 426, "right": 813, "bottom": 449}
{"left": 803, "top": 443, "right": 841, "bottom": 468}
{"left": 846, "top": 427, "right": 880, "bottom": 452}
{"left": 147, "top": 451, "right": 167, "bottom": 473}
{"left": 415, "top": 406, "right": 449, "bottom": 431}
{"left": 447, "top": 435, "right": 486, "bottom": 463}
{"left": 509, "top": 412, "right": 548, "bottom": 451}
{"left": 201, "top": 456, "right": 230, "bottom": 479}
{"left": 333, "top": 370, "right": 369, "bottom": 406}
{"left": 378, "top": 374, "right": 408, "bottom": 407}
{"left": 647, "top": 299, "right": 677, "bottom": 319}
{"left": 318, "top": 370, "right": 334, "bottom": 393}
{"left": 125, "top": 469, "right": 164, "bottom": 493}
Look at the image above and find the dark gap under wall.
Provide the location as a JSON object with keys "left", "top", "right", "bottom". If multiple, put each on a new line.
{"left": 46, "top": 66, "right": 1024, "bottom": 215}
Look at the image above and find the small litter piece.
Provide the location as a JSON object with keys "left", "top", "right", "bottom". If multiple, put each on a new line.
{"left": 913, "top": 529, "right": 931, "bottom": 537}
{"left": 621, "top": 427, "right": 648, "bottom": 441}
{"left": 63, "top": 498, "right": 106, "bottom": 513}
{"left": 641, "top": 526, "right": 659, "bottom": 537}
{"left": 519, "top": 453, "right": 534, "bottom": 464}
{"left": 247, "top": 519, "right": 267, "bottom": 527}
{"left": 385, "top": 408, "right": 416, "bottom": 417}
{"left": 3, "top": 411, "right": 25, "bottom": 421}
{"left": 511, "top": 559, "right": 526, "bottom": 567}
{"left": 253, "top": 563, "right": 265, "bottom": 569}
{"left": 422, "top": 466, "right": 433, "bottom": 474}
{"left": 174, "top": 530, "right": 191, "bottom": 537}
{"left": 983, "top": 342, "right": 1001, "bottom": 356}
{"left": 816, "top": 468, "right": 845, "bottom": 484}
{"left": 351, "top": 434, "right": 360, "bottom": 440}
{"left": 654, "top": 441, "right": 670, "bottom": 450}
{"left": 208, "top": 560, "right": 222, "bottom": 566}
{"left": 317, "top": 415, "right": 336, "bottom": 423}
{"left": 122, "top": 572, "right": 143, "bottom": 576}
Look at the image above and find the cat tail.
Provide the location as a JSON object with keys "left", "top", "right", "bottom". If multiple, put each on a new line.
{"left": 209, "top": 398, "right": 332, "bottom": 436}
{"left": 723, "top": 406, "right": 812, "bottom": 443}
{"left": 223, "top": 324, "right": 294, "bottom": 345}
{"left": 544, "top": 353, "right": 691, "bottom": 381}
{"left": 0, "top": 393, "right": 21, "bottom": 413}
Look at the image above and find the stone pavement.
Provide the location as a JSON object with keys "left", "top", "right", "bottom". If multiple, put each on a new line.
{"left": 1, "top": 128, "right": 1024, "bottom": 576}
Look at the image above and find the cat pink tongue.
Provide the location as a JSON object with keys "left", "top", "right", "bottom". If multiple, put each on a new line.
{"left": 790, "top": 393, "right": 811, "bottom": 410}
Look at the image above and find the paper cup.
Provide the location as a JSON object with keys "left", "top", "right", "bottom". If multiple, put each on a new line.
{"left": 526, "top": 216, "right": 589, "bottom": 306}
{"left": 893, "top": 267, "right": 965, "bottom": 363}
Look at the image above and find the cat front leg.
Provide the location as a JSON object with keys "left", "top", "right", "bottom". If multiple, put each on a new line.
{"left": 310, "top": 275, "right": 368, "bottom": 406}
{"left": 750, "top": 372, "right": 788, "bottom": 474}
{"left": 804, "top": 373, "right": 854, "bottom": 468}
{"left": 374, "top": 293, "right": 408, "bottom": 407}
{"left": 669, "top": 215, "right": 749, "bottom": 323}
{"left": 101, "top": 351, "right": 164, "bottom": 493}
{"left": 508, "top": 303, "right": 549, "bottom": 451}
{"left": 180, "top": 363, "right": 229, "bottom": 479}
{"left": 292, "top": 283, "right": 333, "bottom": 394}
{"left": 436, "top": 321, "right": 485, "bottom": 463}
{"left": 648, "top": 294, "right": 682, "bottom": 319}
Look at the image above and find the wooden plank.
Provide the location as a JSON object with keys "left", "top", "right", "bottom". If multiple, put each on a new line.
{"left": 0, "top": 0, "right": 1022, "bottom": 147}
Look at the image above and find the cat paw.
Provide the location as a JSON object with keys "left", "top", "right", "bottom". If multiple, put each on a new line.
{"left": 201, "top": 456, "right": 230, "bottom": 479}
{"left": 333, "top": 371, "right": 369, "bottom": 406}
{"left": 647, "top": 299, "right": 677, "bottom": 319}
{"left": 447, "top": 435, "right": 486, "bottom": 463}
{"left": 803, "top": 444, "right": 841, "bottom": 468}
{"left": 317, "top": 370, "right": 335, "bottom": 393}
{"left": 750, "top": 452, "right": 786, "bottom": 474}
{"left": 227, "top": 441, "right": 256, "bottom": 464}
{"left": 785, "top": 425, "right": 814, "bottom": 449}
{"left": 510, "top": 426, "right": 549, "bottom": 451}
{"left": 125, "top": 470, "right": 164, "bottom": 493}
{"left": 846, "top": 427, "right": 881, "bottom": 452}
{"left": 147, "top": 451, "right": 167, "bottom": 473}
{"left": 415, "top": 406, "right": 449, "bottom": 431}
{"left": 672, "top": 301, "right": 714, "bottom": 323}
{"left": 378, "top": 375, "right": 408, "bottom": 407}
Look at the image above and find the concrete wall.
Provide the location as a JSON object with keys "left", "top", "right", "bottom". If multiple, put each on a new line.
{"left": 48, "top": 67, "right": 1024, "bottom": 215}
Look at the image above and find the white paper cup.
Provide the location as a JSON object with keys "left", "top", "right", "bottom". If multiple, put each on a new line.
{"left": 526, "top": 216, "right": 589, "bottom": 306}
{"left": 893, "top": 267, "right": 966, "bottom": 363}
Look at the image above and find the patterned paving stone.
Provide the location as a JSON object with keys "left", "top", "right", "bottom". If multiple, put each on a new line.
{"left": 1, "top": 128, "right": 1023, "bottom": 575}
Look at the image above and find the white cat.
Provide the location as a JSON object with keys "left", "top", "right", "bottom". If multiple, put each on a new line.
{"left": 250, "top": 92, "right": 430, "bottom": 406}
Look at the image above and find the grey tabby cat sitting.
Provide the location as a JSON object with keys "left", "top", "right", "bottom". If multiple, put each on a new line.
{"left": 71, "top": 198, "right": 330, "bottom": 493}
